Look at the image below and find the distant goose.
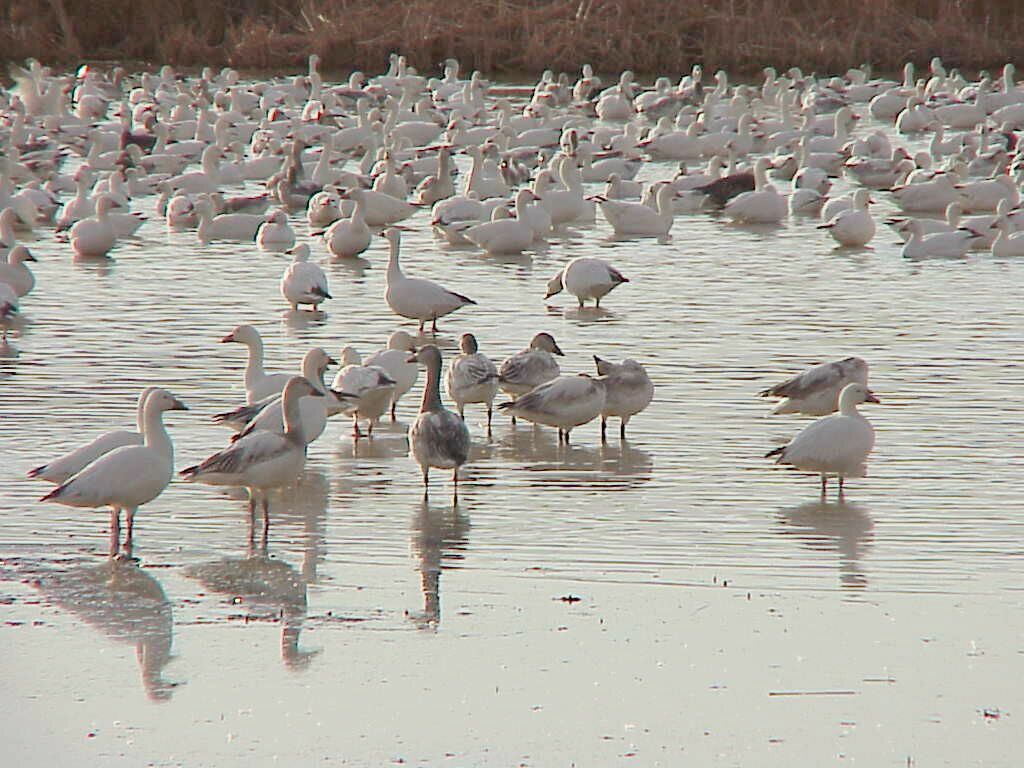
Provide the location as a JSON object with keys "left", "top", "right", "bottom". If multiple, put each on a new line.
{"left": 70, "top": 193, "right": 117, "bottom": 257}
{"left": 220, "top": 324, "right": 291, "bottom": 404}
{"left": 596, "top": 182, "right": 676, "bottom": 237}
{"left": 766, "top": 382, "right": 879, "bottom": 497}
{"left": 545, "top": 257, "right": 628, "bottom": 308}
{"left": 498, "top": 374, "right": 606, "bottom": 442}
{"left": 40, "top": 388, "right": 188, "bottom": 556}
{"left": 280, "top": 244, "right": 331, "bottom": 310}
{"left": 408, "top": 345, "right": 471, "bottom": 495}
{"left": 760, "top": 356, "right": 869, "bottom": 416}
{"left": 817, "top": 189, "right": 875, "bottom": 247}
{"left": 181, "top": 377, "right": 323, "bottom": 534}
{"left": 0, "top": 283, "right": 19, "bottom": 342}
{"left": 29, "top": 386, "right": 158, "bottom": 484}
{"left": 593, "top": 356, "right": 654, "bottom": 440}
{"left": 193, "top": 195, "right": 264, "bottom": 242}
{"left": 383, "top": 228, "right": 476, "bottom": 333}
{"left": 445, "top": 332, "right": 499, "bottom": 429}
{"left": 323, "top": 194, "right": 371, "bottom": 259}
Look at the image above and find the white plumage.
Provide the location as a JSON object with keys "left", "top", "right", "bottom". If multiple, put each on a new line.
{"left": 545, "top": 257, "right": 629, "bottom": 308}
{"left": 280, "top": 244, "right": 331, "bottom": 310}
{"left": 593, "top": 356, "right": 654, "bottom": 440}
{"left": 760, "top": 357, "right": 869, "bottom": 416}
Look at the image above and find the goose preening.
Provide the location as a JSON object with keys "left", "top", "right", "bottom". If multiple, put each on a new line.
{"left": 593, "top": 356, "right": 654, "bottom": 440}
{"left": 40, "top": 388, "right": 187, "bottom": 556}
{"left": 364, "top": 330, "right": 420, "bottom": 420}
{"left": 383, "top": 227, "right": 476, "bottom": 333}
{"left": 220, "top": 324, "right": 291, "bottom": 404}
{"left": 765, "top": 382, "right": 879, "bottom": 498}
{"left": 29, "top": 386, "right": 158, "bottom": 484}
{"left": 497, "top": 332, "right": 564, "bottom": 425}
{"left": 445, "top": 332, "right": 499, "bottom": 429}
{"left": 331, "top": 346, "right": 397, "bottom": 438}
{"left": 180, "top": 377, "right": 323, "bottom": 536}
{"left": 280, "top": 244, "right": 331, "bottom": 311}
{"left": 760, "top": 357, "right": 869, "bottom": 416}
{"left": 408, "top": 345, "right": 471, "bottom": 496}
{"left": 545, "top": 257, "right": 629, "bottom": 308}
{"left": 498, "top": 373, "right": 606, "bottom": 443}
{"left": 256, "top": 209, "right": 296, "bottom": 252}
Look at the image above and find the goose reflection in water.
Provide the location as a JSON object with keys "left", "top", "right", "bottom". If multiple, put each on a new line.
{"left": 408, "top": 499, "right": 470, "bottom": 630}
{"left": 281, "top": 307, "right": 329, "bottom": 333}
{"left": 776, "top": 500, "right": 874, "bottom": 590}
{"left": 270, "top": 469, "right": 329, "bottom": 583}
{"left": 185, "top": 534, "right": 317, "bottom": 669}
{"left": 35, "top": 557, "right": 175, "bottom": 701}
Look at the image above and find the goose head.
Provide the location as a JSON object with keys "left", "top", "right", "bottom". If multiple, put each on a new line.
{"left": 839, "top": 382, "right": 880, "bottom": 412}
{"left": 220, "top": 324, "right": 260, "bottom": 345}
{"left": 544, "top": 271, "right": 564, "bottom": 300}
{"left": 286, "top": 243, "right": 311, "bottom": 261}
{"left": 8, "top": 245, "right": 37, "bottom": 265}
{"left": 530, "top": 331, "right": 563, "bottom": 356}
{"left": 146, "top": 388, "right": 189, "bottom": 413}
{"left": 387, "top": 330, "right": 416, "bottom": 352}
{"left": 407, "top": 343, "right": 442, "bottom": 367}
{"left": 458, "top": 333, "right": 479, "bottom": 354}
{"left": 302, "top": 346, "right": 335, "bottom": 379}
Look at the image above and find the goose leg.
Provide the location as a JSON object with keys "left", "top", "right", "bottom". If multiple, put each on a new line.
{"left": 564, "top": 428, "right": 571, "bottom": 444}
{"left": 391, "top": 401, "right": 397, "bottom": 421}
{"left": 431, "top": 316, "right": 439, "bottom": 334}
{"left": 601, "top": 417, "right": 608, "bottom": 442}
{"left": 262, "top": 496, "right": 271, "bottom": 547}
{"left": 418, "top": 320, "right": 425, "bottom": 333}
{"left": 820, "top": 474, "right": 828, "bottom": 498}
{"left": 838, "top": 476, "right": 845, "bottom": 499}
{"left": 109, "top": 507, "right": 121, "bottom": 559}
{"left": 486, "top": 405, "right": 492, "bottom": 435}
{"left": 125, "top": 508, "right": 136, "bottom": 552}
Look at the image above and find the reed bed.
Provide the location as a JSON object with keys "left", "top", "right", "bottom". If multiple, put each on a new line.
{"left": 6, "top": 0, "right": 1024, "bottom": 77}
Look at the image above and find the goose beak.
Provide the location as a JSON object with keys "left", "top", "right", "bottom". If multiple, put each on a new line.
{"left": 171, "top": 398, "right": 189, "bottom": 411}
{"left": 326, "top": 356, "right": 338, "bottom": 366}
{"left": 552, "top": 343, "right": 565, "bottom": 356}
{"left": 406, "top": 352, "right": 419, "bottom": 364}
{"left": 219, "top": 333, "right": 235, "bottom": 343}
{"left": 865, "top": 391, "right": 881, "bottom": 404}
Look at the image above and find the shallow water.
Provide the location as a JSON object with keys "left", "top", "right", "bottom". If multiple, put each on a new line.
{"left": 2, "top": 85, "right": 1023, "bottom": 765}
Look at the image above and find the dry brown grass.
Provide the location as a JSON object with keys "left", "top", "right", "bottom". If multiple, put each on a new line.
{"left": 5, "top": 0, "right": 1024, "bottom": 78}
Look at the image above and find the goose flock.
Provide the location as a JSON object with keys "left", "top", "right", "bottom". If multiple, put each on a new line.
{"left": 10, "top": 51, "right": 1024, "bottom": 556}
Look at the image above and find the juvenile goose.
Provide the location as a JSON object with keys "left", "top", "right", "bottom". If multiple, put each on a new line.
{"left": 545, "top": 257, "right": 629, "bottom": 308}
{"left": 765, "top": 382, "right": 879, "bottom": 498}
{"left": 446, "top": 332, "right": 499, "bottom": 429}
{"left": 180, "top": 377, "right": 323, "bottom": 534}
{"left": 383, "top": 228, "right": 476, "bottom": 333}
{"left": 593, "top": 356, "right": 654, "bottom": 440}
{"left": 408, "top": 345, "right": 471, "bottom": 496}
{"left": 498, "top": 374, "right": 606, "bottom": 443}
{"left": 40, "top": 389, "right": 188, "bottom": 556}
{"left": 498, "top": 332, "right": 564, "bottom": 424}
{"left": 29, "top": 387, "right": 158, "bottom": 484}
{"left": 760, "top": 356, "right": 869, "bottom": 416}
{"left": 280, "top": 244, "right": 331, "bottom": 311}
{"left": 220, "top": 324, "right": 291, "bottom": 404}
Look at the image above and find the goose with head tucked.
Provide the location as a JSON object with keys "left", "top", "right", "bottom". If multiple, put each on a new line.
{"left": 280, "top": 244, "right": 331, "bottom": 311}
{"left": 181, "top": 377, "right": 323, "bottom": 536}
{"left": 765, "top": 382, "right": 879, "bottom": 498}
{"left": 40, "top": 388, "right": 188, "bottom": 557}
{"left": 545, "top": 256, "right": 629, "bottom": 308}
{"left": 498, "top": 374, "right": 606, "bottom": 443}
{"left": 760, "top": 357, "right": 869, "bottom": 416}
{"left": 593, "top": 356, "right": 654, "bottom": 440}
{"left": 331, "top": 345, "right": 396, "bottom": 438}
{"left": 446, "top": 332, "right": 499, "bottom": 430}
{"left": 256, "top": 209, "right": 296, "bottom": 252}
{"left": 408, "top": 345, "right": 471, "bottom": 496}
{"left": 383, "top": 228, "right": 476, "bottom": 333}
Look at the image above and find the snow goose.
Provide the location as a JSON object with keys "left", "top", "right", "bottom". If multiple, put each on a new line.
{"left": 817, "top": 189, "right": 875, "bottom": 247}
{"left": 413, "top": 146, "right": 455, "bottom": 205}
{"left": 193, "top": 195, "right": 264, "bottom": 242}
{"left": 347, "top": 187, "right": 415, "bottom": 227}
{"left": 765, "top": 382, "right": 879, "bottom": 498}
{"left": 461, "top": 195, "right": 536, "bottom": 254}
{"left": 498, "top": 332, "right": 563, "bottom": 424}
{"left": 498, "top": 374, "right": 606, "bottom": 443}
{"left": 760, "top": 357, "right": 869, "bottom": 416}
{"left": 383, "top": 228, "right": 476, "bottom": 333}
{"left": 365, "top": 330, "right": 419, "bottom": 420}
{"left": 900, "top": 219, "right": 980, "bottom": 258}
{"left": 324, "top": 193, "right": 372, "bottom": 259}
{"left": 331, "top": 345, "right": 396, "bottom": 438}
{"left": 891, "top": 173, "right": 959, "bottom": 213}
{"left": 220, "top": 324, "right": 291, "bottom": 403}
{"left": 724, "top": 158, "right": 787, "bottom": 224}
{"left": 280, "top": 244, "right": 330, "bottom": 311}
{"left": 306, "top": 187, "right": 342, "bottom": 228}
{"left": 256, "top": 209, "right": 296, "bottom": 252}
{"left": 180, "top": 377, "right": 322, "bottom": 535}
{"left": 446, "top": 332, "right": 499, "bottom": 429}
{"left": 70, "top": 194, "right": 117, "bottom": 257}
{"left": 0, "top": 245, "right": 37, "bottom": 297}
{"left": 956, "top": 175, "right": 1019, "bottom": 214}
{"left": 408, "top": 345, "right": 471, "bottom": 496}
{"left": 545, "top": 257, "right": 629, "bottom": 308}
{"left": 29, "top": 387, "right": 158, "bottom": 484}
{"left": 597, "top": 182, "right": 676, "bottom": 237}
{"left": 593, "top": 356, "right": 654, "bottom": 440}
{"left": 40, "top": 388, "right": 187, "bottom": 556}
{"left": 989, "top": 214, "right": 1024, "bottom": 257}
{"left": 0, "top": 208, "right": 22, "bottom": 257}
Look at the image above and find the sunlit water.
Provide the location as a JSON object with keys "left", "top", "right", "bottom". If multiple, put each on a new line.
{"left": 2, "top": 82, "right": 1022, "bottom": 765}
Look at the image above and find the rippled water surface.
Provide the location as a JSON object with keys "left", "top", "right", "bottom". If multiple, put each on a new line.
{"left": 2, "top": 83, "right": 1023, "bottom": 766}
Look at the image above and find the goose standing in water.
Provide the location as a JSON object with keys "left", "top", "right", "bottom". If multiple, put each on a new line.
{"left": 765, "top": 382, "right": 879, "bottom": 498}
{"left": 40, "top": 389, "right": 188, "bottom": 557}
{"left": 446, "top": 332, "right": 499, "bottom": 430}
{"left": 365, "top": 330, "right": 420, "bottom": 420}
{"left": 498, "top": 332, "right": 564, "bottom": 424}
{"left": 0, "top": 245, "right": 37, "bottom": 297}
{"left": 220, "top": 324, "right": 292, "bottom": 404}
{"left": 760, "top": 357, "right": 869, "bottom": 416}
{"left": 180, "top": 377, "right": 323, "bottom": 538}
{"left": 280, "top": 243, "right": 331, "bottom": 311}
{"left": 408, "top": 345, "right": 471, "bottom": 498}
{"left": 545, "top": 257, "right": 629, "bottom": 308}
{"left": 29, "top": 386, "right": 159, "bottom": 484}
{"left": 383, "top": 228, "right": 476, "bottom": 333}
{"left": 331, "top": 346, "right": 396, "bottom": 438}
{"left": 593, "top": 356, "right": 654, "bottom": 440}
{"left": 498, "top": 374, "right": 606, "bottom": 443}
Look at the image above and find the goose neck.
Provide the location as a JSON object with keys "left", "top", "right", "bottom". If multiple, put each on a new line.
{"left": 419, "top": 356, "right": 444, "bottom": 413}
{"left": 281, "top": 385, "right": 308, "bottom": 443}
{"left": 142, "top": 405, "right": 174, "bottom": 461}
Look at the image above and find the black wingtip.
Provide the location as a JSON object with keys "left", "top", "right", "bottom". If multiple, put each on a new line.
{"left": 764, "top": 446, "right": 785, "bottom": 459}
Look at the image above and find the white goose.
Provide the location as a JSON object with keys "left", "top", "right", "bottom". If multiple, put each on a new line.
{"left": 0, "top": 245, "right": 37, "bottom": 297}
{"left": 446, "top": 332, "right": 500, "bottom": 429}
{"left": 323, "top": 194, "right": 371, "bottom": 259}
{"left": 724, "top": 158, "right": 786, "bottom": 224}
{"left": 817, "top": 189, "right": 875, "bottom": 247}
{"left": 181, "top": 377, "right": 323, "bottom": 534}
{"left": 593, "top": 356, "right": 654, "bottom": 440}
{"left": 365, "top": 330, "right": 420, "bottom": 420}
{"left": 40, "top": 389, "right": 188, "bottom": 556}
{"left": 760, "top": 357, "right": 869, "bottom": 416}
{"left": 331, "top": 346, "right": 396, "bottom": 438}
{"left": 70, "top": 194, "right": 117, "bottom": 257}
{"left": 545, "top": 257, "right": 629, "bottom": 308}
{"left": 383, "top": 228, "right": 476, "bottom": 333}
{"left": 900, "top": 219, "right": 980, "bottom": 259}
{"left": 597, "top": 182, "right": 676, "bottom": 237}
{"left": 408, "top": 345, "right": 471, "bottom": 495}
{"left": 220, "top": 324, "right": 291, "bottom": 404}
{"left": 29, "top": 387, "right": 159, "bottom": 484}
{"left": 194, "top": 195, "right": 264, "bottom": 242}
{"left": 256, "top": 209, "right": 296, "bottom": 252}
{"left": 280, "top": 244, "right": 331, "bottom": 311}
{"left": 766, "top": 382, "right": 879, "bottom": 498}
{"left": 989, "top": 214, "right": 1024, "bottom": 257}
{"left": 498, "top": 374, "right": 606, "bottom": 443}
{"left": 461, "top": 191, "right": 539, "bottom": 254}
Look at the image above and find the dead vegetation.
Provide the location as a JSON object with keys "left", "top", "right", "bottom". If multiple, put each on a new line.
{"left": 5, "top": 0, "right": 1024, "bottom": 77}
